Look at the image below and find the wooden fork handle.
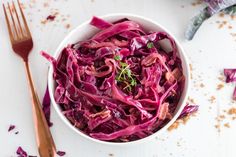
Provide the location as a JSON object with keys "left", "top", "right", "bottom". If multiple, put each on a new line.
{"left": 24, "top": 61, "right": 56, "bottom": 157}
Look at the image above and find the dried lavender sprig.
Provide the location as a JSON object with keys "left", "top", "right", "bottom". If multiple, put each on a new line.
{"left": 186, "top": 0, "right": 236, "bottom": 40}
{"left": 205, "top": 0, "right": 236, "bottom": 14}
{"left": 224, "top": 4, "right": 236, "bottom": 14}
{"left": 185, "top": 8, "right": 211, "bottom": 40}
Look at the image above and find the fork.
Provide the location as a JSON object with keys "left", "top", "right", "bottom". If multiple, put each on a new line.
{"left": 3, "top": 1, "right": 56, "bottom": 156}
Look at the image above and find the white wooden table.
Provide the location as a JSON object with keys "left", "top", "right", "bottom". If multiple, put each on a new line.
{"left": 1, "top": 0, "right": 236, "bottom": 156}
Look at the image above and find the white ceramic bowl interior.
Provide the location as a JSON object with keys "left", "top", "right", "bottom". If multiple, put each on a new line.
{"left": 48, "top": 13, "right": 190, "bottom": 146}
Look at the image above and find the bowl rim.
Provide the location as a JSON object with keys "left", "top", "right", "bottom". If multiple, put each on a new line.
{"left": 48, "top": 13, "right": 190, "bottom": 146}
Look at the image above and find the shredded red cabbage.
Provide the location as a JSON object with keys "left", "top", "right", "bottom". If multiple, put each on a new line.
{"left": 16, "top": 146, "right": 37, "bottom": 157}
{"left": 16, "top": 147, "right": 27, "bottom": 157}
{"left": 8, "top": 124, "right": 16, "bottom": 132}
{"left": 224, "top": 68, "right": 236, "bottom": 100}
{"left": 42, "top": 16, "right": 185, "bottom": 142}
{"left": 178, "top": 104, "right": 199, "bottom": 119}
{"left": 42, "top": 86, "right": 53, "bottom": 127}
{"left": 224, "top": 69, "right": 236, "bottom": 83}
{"left": 57, "top": 151, "right": 66, "bottom": 156}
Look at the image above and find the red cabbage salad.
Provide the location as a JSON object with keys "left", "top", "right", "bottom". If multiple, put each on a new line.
{"left": 42, "top": 16, "right": 185, "bottom": 142}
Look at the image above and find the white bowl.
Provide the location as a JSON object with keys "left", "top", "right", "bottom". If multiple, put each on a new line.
{"left": 48, "top": 13, "right": 190, "bottom": 146}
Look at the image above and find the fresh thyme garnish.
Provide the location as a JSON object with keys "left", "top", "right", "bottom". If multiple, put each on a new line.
{"left": 116, "top": 62, "right": 137, "bottom": 91}
{"left": 147, "top": 42, "right": 154, "bottom": 49}
{"left": 114, "top": 55, "right": 121, "bottom": 61}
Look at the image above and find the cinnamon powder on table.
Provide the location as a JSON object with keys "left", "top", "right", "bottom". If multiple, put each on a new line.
{"left": 168, "top": 115, "right": 191, "bottom": 131}
{"left": 214, "top": 107, "right": 236, "bottom": 132}
{"left": 188, "top": 97, "right": 196, "bottom": 104}
{"left": 219, "top": 12, "right": 225, "bottom": 18}
{"left": 191, "top": 0, "right": 202, "bottom": 6}
{"left": 65, "top": 24, "right": 71, "bottom": 29}
{"left": 209, "top": 96, "right": 216, "bottom": 104}
{"left": 224, "top": 123, "right": 230, "bottom": 128}
{"left": 228, "top": 107, "right": 236, "bottom": 115}
{"left": 189, "top": 64, "right": 193, "bottom": 80}
{"left": 216, "top": 83, "right": 224, "bottom": 90}
{"left": 218, "top": 75, "right": 225, "bottom": 82}
{"left": 199, "top": 83, "right": 205, "bottom": 88}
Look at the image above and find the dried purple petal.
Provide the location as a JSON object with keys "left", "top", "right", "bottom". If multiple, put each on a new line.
{"left": 204, "top": 0, "right": 236, "bottom": 14}
{"left": 185, "top": 8, "right": 211, "bottom": 40}
{"left": 186, "top": 0, "right": 236, "bottom": 40}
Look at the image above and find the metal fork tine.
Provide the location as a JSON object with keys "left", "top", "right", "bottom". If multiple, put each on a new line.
{"left": 2, "top": 3, "right": 14, "bottom": 43}
{"left": 17, "top": 0, "right": 31, "bottom": 36}
{"left": 12, "top": 0, "right": 24, "bottom": 38}
{"left": 7, "top": 2, "right": 19, "bottom": 39}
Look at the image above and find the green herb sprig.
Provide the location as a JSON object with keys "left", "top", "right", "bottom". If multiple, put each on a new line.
{"left": 116, "top": 62, "right": 137, "bottom": 91}
{"left": 114, "top": 55, "right": 121, "bottom": 61}
{"left": 147, "top": 42, "right": 154, "bottom": 49}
